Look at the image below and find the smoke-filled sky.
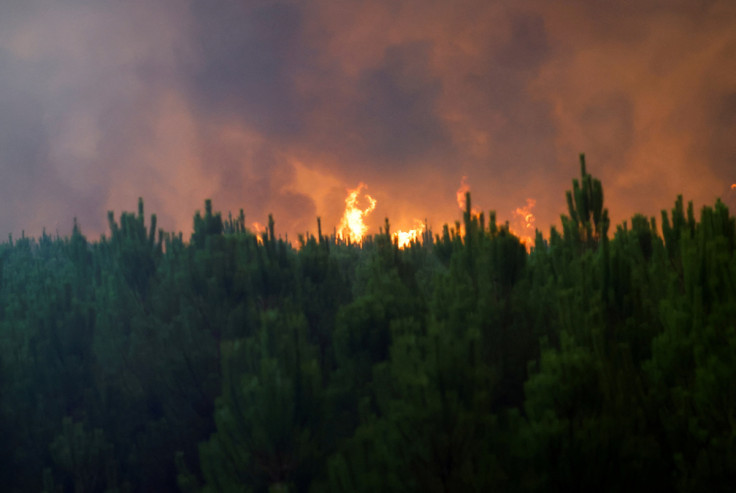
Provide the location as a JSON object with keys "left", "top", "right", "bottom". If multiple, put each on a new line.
{"left": 1, "top": 0, "right": 735, "bottom": 241}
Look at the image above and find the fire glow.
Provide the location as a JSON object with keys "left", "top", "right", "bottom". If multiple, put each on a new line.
{"left": 251, "top": 221, "right": 266, "bottom": 244}
{"left": 337, "top": 182, "right": 376, "bottom": 243}
{"left": 393, "top": 220, "right": 425, "bottom": 249}
{"left": 457, "top": 176, "right": 471, "bottom": 210}
{"left": 333, "top": 178, "right": 538, "bottom": 250}
{"left": 512, "top": 198, "right": 537, "bottom": 249}
{"left": 458, "top": 177, "right": 537, "bottom": 250}
{"left": 456, "top": 176, "right": 479, "bottom": 216}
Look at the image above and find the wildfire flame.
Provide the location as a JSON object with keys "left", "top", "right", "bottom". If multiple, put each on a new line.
{"left": 457, "top": 176, "right": 471, "bottom": 210}
{"left": 338, "top": 182, "right": 376, "bottom": 243}
{"left": 331, "top": 178, "right": 537, "bottom": 250}
{"left": 393, "top": 220, "right": 425, "bottom": 248}
{"left": 511, "top": 198, "right": 537, "bottom": 250}
{"left": 732, "top": 183, "right": 736, "bottom": 190}
{"left": 251, "top": 221, "right": 266, "bottom": 244}
{"left": 515, "top": 199, "right": 536, "bottom": 229}
{"left": 456, "top": 175, "right": 480, "bottom": 216}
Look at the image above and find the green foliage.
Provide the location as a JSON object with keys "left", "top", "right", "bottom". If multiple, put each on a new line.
{"left": 562, "top": 154, "right": 610, "bottom": 249}
{"left": 197, "top": 310, "right": 323, "bottom": 493}
{"left": 46, "top": 417, "right": 119, "bottom": 493}
{"left": 0, "top": 159, "right": 733, "bottom": 491}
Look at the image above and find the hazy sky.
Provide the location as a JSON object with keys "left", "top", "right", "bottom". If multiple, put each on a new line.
{"left": 1, "top": 0, "right": 735, "bottom": 241}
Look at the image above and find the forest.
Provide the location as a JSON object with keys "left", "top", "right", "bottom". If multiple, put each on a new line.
{"left": 0, "top": 155, "right": 734, "bottom": 492}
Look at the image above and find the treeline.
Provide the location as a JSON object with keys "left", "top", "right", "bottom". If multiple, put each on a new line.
{"left": 0, "top": 155, "right": 734, "bottom": 492}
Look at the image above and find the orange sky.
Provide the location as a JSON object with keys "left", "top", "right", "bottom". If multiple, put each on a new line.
{"left": 0, "top": 0, "right": 734, "bottom": 241}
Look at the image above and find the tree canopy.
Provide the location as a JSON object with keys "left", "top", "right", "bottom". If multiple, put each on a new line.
{"left": 0, "top": 154, "right": 733, "bottom": 492}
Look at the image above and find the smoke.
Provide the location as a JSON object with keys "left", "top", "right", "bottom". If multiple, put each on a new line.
{"left": 0, "top": 0, "right": 733, "bottom": 240}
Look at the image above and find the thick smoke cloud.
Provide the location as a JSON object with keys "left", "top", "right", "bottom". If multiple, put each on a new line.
{"left": 0, "top": 0, "right": 734, "bottom": 240}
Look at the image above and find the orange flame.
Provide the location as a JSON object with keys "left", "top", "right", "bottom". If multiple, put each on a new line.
{"left": 456, "top": 175, "right": 480, "bottom": 217}
{"left": 511, "top": 198, "right": 536, "bottom": 250}
{"left": 251, "top": 221, "right": 266, "bottom": 244}
{"left": 515, "top": 199, "right": 536, "bottom": 229}
{"left": 393, "top": 220, "right": 425, "bottom": 248}
{"left": 338, "top": 182, "right": 376, "bottom": 243}
{"left": 457, "top": 176, "right": 471, "bottom": 210}
{"left": 731, "top": 183, "right": 736, "bottom": 190}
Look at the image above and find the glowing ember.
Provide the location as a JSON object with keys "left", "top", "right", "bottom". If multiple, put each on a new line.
{"left": 338, "top": 182, "right": 376, "bottom": 243}
{"left": 393, "top": 220, "right": 425, "bottom": 248}
{"left": 732, "top": 184, "right": 736, "bottom": 190}
{"left": 511, "top": 198, "right": 537, "bottom": 250}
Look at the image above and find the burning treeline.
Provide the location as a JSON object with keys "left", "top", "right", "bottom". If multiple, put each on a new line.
{"left": 335, "top": 182, "right": 425, "bottom": 248}
{"left": 333, "top": 178, "right": 538, "bottom": 250}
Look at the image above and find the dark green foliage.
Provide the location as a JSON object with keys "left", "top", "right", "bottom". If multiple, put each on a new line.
{"left": 196, "top": 311, "right": 323, "bottom": 493}
{"left": 46, "top": 417, "right": 119, "bottom": 493}
{"left": 562, "top": 154, "right": 610, "bottom": 250}
{"left": 0, "top": 160, "right": 734, "bottom": 492}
